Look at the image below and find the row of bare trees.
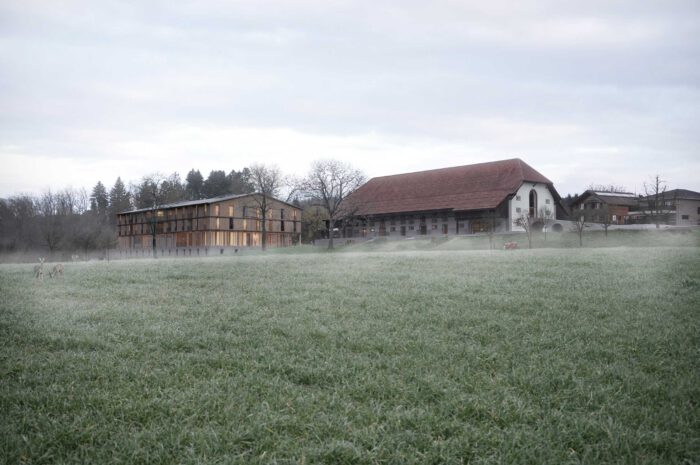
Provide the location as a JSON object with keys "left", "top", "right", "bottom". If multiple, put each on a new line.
{"left": 0, "top": 187, "right": 115, "bottom": 258}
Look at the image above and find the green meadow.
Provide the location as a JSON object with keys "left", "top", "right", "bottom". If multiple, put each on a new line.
{"left": 1, "top": 238, "right": 699, "bottom": 463}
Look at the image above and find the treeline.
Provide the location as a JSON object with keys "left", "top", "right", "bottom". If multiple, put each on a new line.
{"left": 0, "top": 168, "right": 255, "bottom": 257}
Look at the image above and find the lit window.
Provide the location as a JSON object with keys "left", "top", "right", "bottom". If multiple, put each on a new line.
{"left": 228, "top": 206, "right": 234, "bottom": 216}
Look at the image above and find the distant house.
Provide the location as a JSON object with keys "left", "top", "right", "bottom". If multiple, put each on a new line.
{"left": 116, "top": 193, "right": 301, "bottom": 253}
{"left": 630, "top": 189, "right": 700, "bottom": 226}
{"left": 340, "top": 158, "right": 564, "bottom": 238}
{"left": 569, "top": 190, "right": 639, "bottom": 225}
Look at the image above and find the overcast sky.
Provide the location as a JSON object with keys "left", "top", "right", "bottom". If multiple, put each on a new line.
{"left": 1, "top": 0, "right": 699, "bottom": 199}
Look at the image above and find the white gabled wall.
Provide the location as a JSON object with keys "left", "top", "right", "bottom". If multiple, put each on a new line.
{"left": 509, "top": 183, "right": 557, "bottom": 232}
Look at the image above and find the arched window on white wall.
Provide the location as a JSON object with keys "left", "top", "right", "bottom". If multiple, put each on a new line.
{"left": 529, "top": 189, "right": 538, "bottom": 217}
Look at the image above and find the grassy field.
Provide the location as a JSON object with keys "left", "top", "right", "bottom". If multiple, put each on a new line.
{"left": 1, "top": 245, "right": 699, "bottom": 464}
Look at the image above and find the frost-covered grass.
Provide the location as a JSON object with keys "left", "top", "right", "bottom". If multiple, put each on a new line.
{"left": 1, "top": 247, "right": 699, "bottom": 464}
{"left": 342, "top": 228, "right": 700, "bottom": 253}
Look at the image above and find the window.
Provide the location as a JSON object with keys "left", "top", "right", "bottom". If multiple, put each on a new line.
{"left": 529, "top": 190, "right": 538, "bottom": 217}
{"left": 281, "top": 220, "right": 285, "bottom": 232}
{"left": 229, "top": 218, "right": 234, "bottom": 229}
{"left": 390, "top": 226, "right": 396, "bottom": 232}
{"left": 516, "top": 207, "right": 521, "bottom": 213}
{"left": 228, "top": 206, "right": 234, "bottom": 216}
{"left": 390, "top": 217, "right": 395, "bottom": 225}
{"left": 432, "top": 224, "right": 438, "bottom": 230}
{"left": 697, "top": 207, "right": 700, "bottom": 214}
{"left": 545, "top": 199, "right": 551, "bottom": 204}
{"left": 408, "top": 225, "right": 414, "bottom": 231}
{"left": 682, "top": 215, "right": 689, "bottom": 220}
{"left": 214, "top": 205, "right": 220, "bottom": 216}
{"left": 516, "top": 195, "right": 521, "bottom": 201}
{"left": 281, "top": 209, "right": 285, "bottom": 220}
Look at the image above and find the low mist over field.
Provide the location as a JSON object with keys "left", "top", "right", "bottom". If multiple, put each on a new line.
{"left": 1, "top": 244, "right": 698, "bottom": 463}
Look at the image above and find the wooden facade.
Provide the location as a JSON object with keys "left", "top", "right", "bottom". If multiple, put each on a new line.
{"left": 116, "top": 194, "right": 301, "bottom": 252}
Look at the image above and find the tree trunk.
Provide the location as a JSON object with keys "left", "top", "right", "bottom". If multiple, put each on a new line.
{"left": 261, "top": 218, "right": 267, "bottom": 251}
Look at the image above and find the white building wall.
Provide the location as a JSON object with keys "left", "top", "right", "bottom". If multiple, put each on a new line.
{"left": 509, "top": 183, "right": 557, "bottom": 232}
{"left": 676, "top": 199, "right": 700, "bottom": 226}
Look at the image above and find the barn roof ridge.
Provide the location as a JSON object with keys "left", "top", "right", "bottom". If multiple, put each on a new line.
{"left": 344, "top": 158, "right": 557, "bottom": 216}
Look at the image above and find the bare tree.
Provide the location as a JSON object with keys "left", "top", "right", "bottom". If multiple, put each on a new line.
{"left": 131, "top": 174, "right": 167, "bottom": 258}
{"left": 570, "top": 207, "right": 594, "bottom": 247}
{"left": 643, "top": 175, "right": 668, "bottom": 228}
{"left": 298, "top": 160, "right": 366, "bottom": 249}
{"left": 248, "top": 164, "right": 283, "bottom": 251}
{"left": 538, "top": 207, "right": 555, "bottom": 241}
{"left": 37, "top": 189, "right": 67, "bottom": 252}
{"left": 599, "top": 204, "right": 612, "bottom": 237}
{"left": 587, "top": 183, "right": 628, "bottom": 193}
{"left": 513, "top": 212, "right": 535, "bottom": 249}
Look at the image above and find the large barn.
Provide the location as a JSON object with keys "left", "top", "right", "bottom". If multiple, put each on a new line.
{"left": 341, "top": 158, "right": 564, "bottom": 238}
{"left": 116, "top": 193, "right": 301, "bottom": 254}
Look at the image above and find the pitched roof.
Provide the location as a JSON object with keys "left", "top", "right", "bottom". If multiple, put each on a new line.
{"left": 119, "top": 192, "right": 298, "bottom": 215}
{"left": 576, "top": 191, "right": 639, "bottom": 208}
{"left": 645, "top": 188, "right": 700, "bottom": 201}
{"left": 344, "top": 158, "right": 556, "bottom": 216}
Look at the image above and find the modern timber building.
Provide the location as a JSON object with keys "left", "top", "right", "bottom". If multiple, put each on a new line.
{"left": 116, "top": 193, "right": 301, "bottom": 253}
{"left": 341, "top": 158, "right": 565, "bottom": 238}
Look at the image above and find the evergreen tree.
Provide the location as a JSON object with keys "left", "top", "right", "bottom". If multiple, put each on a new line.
{"left": 90, "top": 181, "right": 109, "bottom": 218}
{"left": 185, "top": 169, "right": 204, "bottom": 200}
{"left": 228, "top": 168, "right": 255, "bottom": 194}
{"left": 202, "top": 170, "right": 229, "bottom": 198}
{"left": 160, "top": 172, "right": 187, "bottom": 204}
{"left": 108, "top": 177, "right": 131, "bottom": 224}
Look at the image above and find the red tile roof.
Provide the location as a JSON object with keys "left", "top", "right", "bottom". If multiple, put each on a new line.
{"left": 344, "top": 158, "right": 555, "bottom": 216}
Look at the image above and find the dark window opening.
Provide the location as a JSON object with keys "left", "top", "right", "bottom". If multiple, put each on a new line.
{"left": 529, "top": 190, "right": 538, "bottom": 217}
